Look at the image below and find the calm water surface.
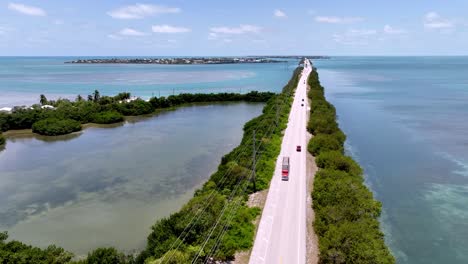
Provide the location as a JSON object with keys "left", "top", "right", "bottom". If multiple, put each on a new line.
{"left": 0, "top": 57, "right": 296, "bottom": 107}
{"left": 0, "top": 102, "right": 263, "bottom": 255}
{"left": 314, "top": 57, "right": 468, "bottom": 264}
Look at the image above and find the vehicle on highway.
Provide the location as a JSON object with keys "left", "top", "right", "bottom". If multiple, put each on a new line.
{"left": 296, "top": 145, "right": 301, "bottom": 152}
{"left": 302, "top": 99, "right": 304, "bottom": 101}
{"left": 282, "top": 156, "right": 290, "bottom": 181}
{"left": 301, "top": 103, "right": 304, "bottom": 106}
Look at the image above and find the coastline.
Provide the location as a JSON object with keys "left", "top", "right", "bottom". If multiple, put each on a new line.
{"left": 65, "top": 57, "right": 283, "bottom": 65}
{"left": 0, "top": 91, "right": 274, "bottom": 137}
{"left": 1, "top": 101, "right": 264, "bottom": 140}
{"left": 307, "top": 65, "right": 394, "bottom": 263}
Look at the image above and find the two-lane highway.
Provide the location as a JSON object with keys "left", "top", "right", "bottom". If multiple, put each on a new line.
{"left": 250, "top": 60, "right": 312, "bottom": 264}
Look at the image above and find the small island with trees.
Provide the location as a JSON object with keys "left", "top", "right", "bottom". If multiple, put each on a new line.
{"left": 65, "top": 57, "right": 283, "bottom": 65}
{"left": 0, "top": 90, "right": 275, "bottom": 136}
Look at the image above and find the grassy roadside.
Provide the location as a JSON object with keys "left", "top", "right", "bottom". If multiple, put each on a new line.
{"left": 306, "top": 66, "right": 395, "bottom": 264}
{"left": 137, "top": 66, "right": 303, "bottom": 263}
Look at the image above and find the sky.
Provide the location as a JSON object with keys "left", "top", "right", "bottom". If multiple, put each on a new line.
{"left": 1, "top": 0, "right": 468, "bottom": 56}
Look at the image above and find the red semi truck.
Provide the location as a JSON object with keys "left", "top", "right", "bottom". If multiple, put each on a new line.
{"left": 282, "top": 156, "right": 290, "bottom": 181}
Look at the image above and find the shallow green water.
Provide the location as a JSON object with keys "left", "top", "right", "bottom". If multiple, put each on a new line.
{"left": 0, "top": 102, "right": 263, "bottom": 255}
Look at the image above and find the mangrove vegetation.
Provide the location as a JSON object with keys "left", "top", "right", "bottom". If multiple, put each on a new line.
{"left": 307, "top": 66, "right": 395, "bottom": 263}
{"left": 0, "top": 91, "right": 274, "bottom": 136}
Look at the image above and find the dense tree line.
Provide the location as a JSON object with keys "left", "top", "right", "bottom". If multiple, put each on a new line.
{"left": 0, "top": 231, "right": 73, "bottom": 264}
{"left": 0, "top": 133, "right": 5, "bottom": 146}
{"left": 32, "top": 118, "right": 82, "bottom": 136}
{"left": 137, "top": 67, "right": 302, "bottom": 263}
{"left": 307, "top": 66, "right": 395, "bottom": 263}
{"left": 1, "top": 231, "right": 134, "bottom": 264}
{"left": 0, "top": 91, "right": 274, "bottom": 136}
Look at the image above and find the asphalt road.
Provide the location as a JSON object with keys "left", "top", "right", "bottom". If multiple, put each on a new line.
{"left": 249, "top": 60, "right": 311, "bottom": 264}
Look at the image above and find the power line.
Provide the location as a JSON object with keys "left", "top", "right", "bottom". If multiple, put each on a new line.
{"left": 193, "top": 107, "right": 286, "bottom": 263}
{"left": 157, "top": 68, "right": 301, "bottom": 263}
{"left": 201, "top": 69, "right": 303, "bottom": 262}
{"left": 159, "top": 98, "right": 285, "bottom": 263}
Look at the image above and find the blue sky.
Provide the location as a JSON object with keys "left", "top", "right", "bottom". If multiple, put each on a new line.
{"left": 1, "top": 0, "right": 468, "bottom": 56}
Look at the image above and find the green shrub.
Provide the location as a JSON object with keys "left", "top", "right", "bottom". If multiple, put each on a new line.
{"left": 32, "top": 118, "right": 81, "bottom": 136}
{"left": 308, "top": 114, "right": 339, "bottom": 135}
{"left": 92, "top": 111, "right": 124, "bottom": 124}
{"left": 313, "top": 170, "right": 382, "bottom": 234}
{"left": 308, "top": 134, "right": 343, "bottom": 156}
{"left": 115, "top": 99, "right": 154, "bottom": 116}
{"left": 316, "top": 151, "right": 362, "bottom": 176}
{"left": 0, "top": 231, "right": 73, "bottom": 263}
{"left": 85, "top": 247, "right": 130, "bottom": 264}
{"left": 319, "top": 219, "right": 395, "bottom": 264}
{"left": 0, "top": 133, "right": 5, "bottom": 146}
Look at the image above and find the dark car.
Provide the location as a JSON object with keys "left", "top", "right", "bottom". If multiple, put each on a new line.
{"left": 301, "top": 103, "right": 304, "bottom": 106}
{"left": 296, "top": 145, "right": 301, "bottom": 152}
{"left": 302, "top": 99, "right": 304, "bottom": 101}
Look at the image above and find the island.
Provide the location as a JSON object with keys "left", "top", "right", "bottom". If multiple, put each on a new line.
{"left": 65, "top": 57, "right": 284, "bottom": 65}
{"left": 253, "top": 55, "right": 331, "bottom": 59}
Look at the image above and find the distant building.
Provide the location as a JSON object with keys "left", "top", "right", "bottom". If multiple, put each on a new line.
{"left": 0, "top": 107, "right": 12, "bottom": 113}
{"left": 41, "top": 105, "right": 55, "bottom": 109}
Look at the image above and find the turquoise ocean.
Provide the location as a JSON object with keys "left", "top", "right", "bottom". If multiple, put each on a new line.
{"left": 0, "top": 57, "right": 295, "bottom": 107}
{"left": 314, "top": 57, "right": 468, "bottom": 264}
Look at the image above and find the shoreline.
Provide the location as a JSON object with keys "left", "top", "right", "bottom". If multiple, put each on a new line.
{"left": 2, "top": 101, "right": 264, "bottom": 141}
{"left": 65, "top": 57, "right": 284, "bottom": 65}
{"left": 307, "top": 64, "right": 395, "bottom": 263}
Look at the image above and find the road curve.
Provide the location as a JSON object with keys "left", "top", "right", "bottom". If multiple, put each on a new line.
{"left": 249, "top": 60, "right": 312, "bottom": 264}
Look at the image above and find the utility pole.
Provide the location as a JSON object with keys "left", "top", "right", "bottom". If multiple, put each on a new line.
{"left": 173, "top": 88, "right": 175, "bottom": 96}
{"left": 275, "top": 101, "right": 279, "bottom": 127}
{"left": 158, "top": 90, "right": 160, "bottom": 98}
{"left": 252, "top": 129, "right": 257, "bottom": 192}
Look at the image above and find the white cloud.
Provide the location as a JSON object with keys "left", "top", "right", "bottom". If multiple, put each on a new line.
{"left": 8, "top": 2, "right": 46, "bottom": 16}
{"left": 107, "top": 4, "right": 180, "bottom": 19}
{"left": 348, "top": 29, "right": 377, "bottom": 36}
{"left": 0, "top": 26, "right": 14, "bottom": 35}
{"left": 210, "top": 24, "right": 262, "bottom": 34}
{"left": 108, "top": 34, "right": 122, "bottom": 40}
{"left": 274, "top": 9, "right": 287, "bottom": 18}
{"left": 118, "top": 28, "right": 147, "bottom": 36}
{"left": 315, "top": 16, "right": 364, "bottom": 24}
{"left": 383, "top": 25, "right": 406, "bottom": 34}
{"left": 424, "top": 12, "right": 454, "bottom": 29}
{"left": 333, "top": 29, "right": 377, "bottom": 45}
{"left": 208, "top": 32, "right": 218, "bottom": 40}
{"left": 152, "top": 25, "right": 191, "bottom": 33}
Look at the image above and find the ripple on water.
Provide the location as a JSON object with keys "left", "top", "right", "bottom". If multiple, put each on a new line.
{"left": 424, "top": 183, "right": 468, "bottom": 260}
